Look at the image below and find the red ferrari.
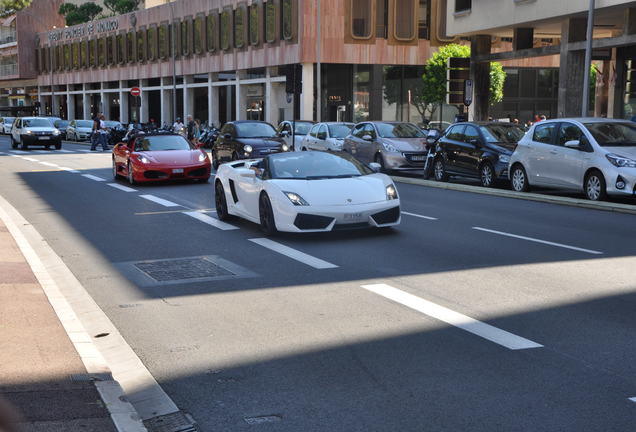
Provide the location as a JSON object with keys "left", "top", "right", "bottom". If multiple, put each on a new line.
{"left": 112, "top": 132, "right": 211, "bottom": 184}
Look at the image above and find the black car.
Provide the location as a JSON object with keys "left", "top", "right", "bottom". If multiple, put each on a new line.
{"left": 212, "top": 121, "right": 290, "bottom": 169}
{"left": 433, "top": 122, "right": 526, "bottom": 187}
{"left": 53, "top": 119, "right": 70, "bottom": 137}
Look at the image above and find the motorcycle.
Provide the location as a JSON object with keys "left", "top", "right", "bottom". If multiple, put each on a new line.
{"left": 422, "top": 128, "right": 441, "bottom": 180}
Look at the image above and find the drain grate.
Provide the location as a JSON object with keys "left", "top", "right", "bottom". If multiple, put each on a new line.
{"left": 134, "top": 257, "right": 234, "bottom": 282}
{"left": 144, "top": 411, "right": 199, "bottom": 432}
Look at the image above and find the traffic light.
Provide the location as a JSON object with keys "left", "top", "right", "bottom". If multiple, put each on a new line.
{"left": 446, "top": 57, "right": 471, "bottom": 105}
{"left": 285, "top": 64, "right": 303, "bottom": 95}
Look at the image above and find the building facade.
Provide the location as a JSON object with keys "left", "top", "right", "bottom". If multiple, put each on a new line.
{"left": 35, "top": 0, "right": 452, "bottom": 126}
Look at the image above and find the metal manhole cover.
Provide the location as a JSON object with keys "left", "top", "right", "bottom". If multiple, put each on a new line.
{"left": 144, "top": 411, "right": 198, "bottom": 432}
{"left": 134, "top": 257, "right": 233, "bottom": 282}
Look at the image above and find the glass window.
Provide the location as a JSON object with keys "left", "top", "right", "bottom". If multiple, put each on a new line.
{"left": 158, "top": 24, "right": 168, "bottom": 59}
{"left": 281, "top": 0, "right": 293, "bottom": 40}
{"left": 503, "top": 68, "right": 519, "bottom": 98}
{"left": 193, "top": 16, "right": 204, "bottom": 54}
{"left": 206, "top": 14, "right": 217, "bottom": 51}
{"left": 519, "top": 69, "right": 536, "bottom": 98}
{"left": 220, "top": 9, "right": 232, "bottom": 50}
{"left": 446, "top": 125, "right": 465, "bottom": 141}
{"left": 363, "top": 123, "right": 377, "bottom": 138}
{"left": 72, "top": 42, "right": 79, "bottom": 69}
{"left": 455, "top": 0, "right": 471, "bottom": 12}
{"left": 117, "top": 34, "right": 125, "bottom": 63}
{"left": 308, "top": 124, "right": 319, "bottom": 138}
{"left": 352, "top": 124, "right": 366, "bottom": 138}
{"left": 532, "top": 123, "right": 556, "bottom": 144}
{"left": 126, "top": 32, "right": 135, "bottom": 63}
{"left": 249, "top": 4, "right": 259, "bottom": 46}
{"left": 558, "top": 123, "right": 584, "bottom": 146}
{"left": 294, "top": 121, "right": 314, "bottom": 135}
{"left": 147, "top": 27, "right": 157, "bottom": 60}
{"left": 317, "top": 124, "right": 327, "bottom": 139}
{"left": 107, "top": 35, "right": 116, "bottom": 65}
{"left": 23, "top": 118, "right": 53, "bottom": 127}
{"left": 394, "top": 0, "right": 415, "bottom": 40}
{"left": 269, "top": 151, "right": 372, "bottom": 179}
{"left": 265, "top": 1, "right": 276, "bottom": 43}
{"left": 480, "top": 125, "right": 525, "bottom": 143}
{"left": 583, "top": 122, "right": 636, "bottom": 147}
{"left": 376, "top": 122, "right": 424, "bottom": 138}
{"left": 63, "top": 44, "right": 71, "bottom": 70}
{"left": 328, "top": 123, "right": 355, "bottom": 138}
{"left": 136, "top": 30, "right": 145, "bottom": 62}
{"left": 537, "top": 69, "right": 555, "bottom": 98}
{"left": 98, "top": 37, "right": 106, "bottom": 66}
{"left": 418, "top": 0, "right": 429, "bottom": 39}
{"left": 463, "top": 125, "right": 480, "bottom": 143}
{"left": 351, "top": 0, "right": 372, "bottom": 39}
{"left": 234, "top": 6, "right": 246, "bottom": 48}
{"left": 235, "top": 122, "right": 277, "bottom": 137}
{"left": 56, "top": 45, "right": 63, "bottom": 71}
{"left": 376, "top": 0, "right": 388, "bottom": 38}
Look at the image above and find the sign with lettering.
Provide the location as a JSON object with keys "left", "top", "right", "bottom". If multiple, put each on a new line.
{"left": 48, "top": 19, "right": 119, "bottom": 42}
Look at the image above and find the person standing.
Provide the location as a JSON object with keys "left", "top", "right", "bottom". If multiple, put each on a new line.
{"left": 95, "top": 113, "right": 110, "bottom": 152}
{"left": 90, "top": 114, "right": 100, "bottom": 151}
{"left": 186, "top": 115, "right": 196, "bottom": 143}
{"left": 172, "top": 117, "right": 185, "bottom": 136}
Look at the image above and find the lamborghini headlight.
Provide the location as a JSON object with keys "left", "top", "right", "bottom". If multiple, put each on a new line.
{"left": 284, "top": 191, "right": 309, "bottom": 206}
{"left": 386, "top": 184, "right": 398, "bottom": 200}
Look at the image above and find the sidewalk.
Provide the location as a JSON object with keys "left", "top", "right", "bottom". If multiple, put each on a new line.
{"left": 0, "top": 219, "right": 117, "bottom": 432}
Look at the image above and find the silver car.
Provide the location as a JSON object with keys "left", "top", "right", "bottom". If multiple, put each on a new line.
{"left": 66, "top": 119, "right": 94, "bottom": 141}
{"left": 509, "top": 118, "right": 636, "bottom": 201}
{"left": 277, "top": 120, "right": 315, "bottom": 151}
{"left": 301, "top": 122, "right": 354, "bottom": 152}
{"left": 343, "top": 121, "right": 428, "bottom": 172}
{"left": 1, "top": 117, "right": 15, "bottom": 134}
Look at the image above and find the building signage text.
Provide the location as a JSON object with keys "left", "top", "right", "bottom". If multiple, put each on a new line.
{"left": 48, "top": 19, "right": 119, "bottom": 42}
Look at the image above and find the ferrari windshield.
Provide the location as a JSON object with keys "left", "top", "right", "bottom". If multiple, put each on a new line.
{"left": 22, "top": 118, "right": 52, "bottom": 128}
{"left": 269, "top": 151, "right": 373, "bottom": 179}
{"left": 236, "top": 122, "right": 277, "bottom": 138}
{"left": 584, "top": 122, "right": 636, "bottom": 147}
{"left": 328, "top": 123, "right": 354, "bottom": 138}
{"left": 134, "top": 135, "right": 192, "bottom": 152}
{"left": 376, "top": 122, "right": 425, "bottom": 138}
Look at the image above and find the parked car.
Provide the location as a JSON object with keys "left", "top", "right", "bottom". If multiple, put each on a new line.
{"left": 53, "top": 119, "right": 70, "bottom": 138}
{"left": 10, "top": 117, "right": 62, "bottom": 150}
{"left": 509, "top": 118, "right": 636, "bottom": 201}
{"left": 1, "top": 117, "right": 15, "bottom": 134}
{"left": 66, "top": 119, "right": 94, "bottom": 141}
{"left": 427, "top": 121, "right": 452, "bottom": 132}
{"left": 432, "top": 122, "right": 526, "bottom": 187}
{"left": 105, "top": 121, "right": 126, "bottom": 146}
{"left": 214, "top": 150, "right": 400, "bottom": 235}
{"left": 277, "top": 120, "right": 315, "bottom": 151}
{"left": 342, "top": 121, "right": 428, "bottom": 172}
{"left": 112, "top": 132, "right": 211, "bottom": 184}
{"left": 300, "top": 122, "right": 355, "bottom": 152}
{"left": 212, "top": 121, "right": 290, "bottom": 169}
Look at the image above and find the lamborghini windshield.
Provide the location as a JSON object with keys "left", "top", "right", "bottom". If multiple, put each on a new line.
{"left": 269, "top": 151, "right": 373, "bottom": 180}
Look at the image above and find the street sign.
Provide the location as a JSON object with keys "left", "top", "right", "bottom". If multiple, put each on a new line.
{"left": 130, "top": 87, "right": 141, "bottom": 97}
{"left": 464, "top": 79, "right": 473, "bottom": 106}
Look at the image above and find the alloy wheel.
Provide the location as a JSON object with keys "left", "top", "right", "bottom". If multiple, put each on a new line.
{"left": 112, "top": 159, "right": 118, "bottom": 179}
{"left": 585, "top": 174, "right": 605, "bottom": 201}
{"left": 259, "top": 194, "right": 276, "bottom": 235}
{"left": 434, "top": 160, "right": 447, "bottom": 182}
{"left": 511, "top": 167, "right": 526, "bottom": 192}
{"left": 127, "top": 162, "right": 135, "bottom": 185}
{"left": 480, "top": 164, "right": 494, "bottom": 187}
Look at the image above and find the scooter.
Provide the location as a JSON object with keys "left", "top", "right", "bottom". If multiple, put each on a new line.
{"left": 422, "top": 129, "right": 441, "bottom": 180}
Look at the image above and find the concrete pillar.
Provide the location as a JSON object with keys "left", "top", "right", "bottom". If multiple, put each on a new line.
{"left": 235, "top": 73, "right": 242, "bottom": 121}
{"left": 301, "top": 62, "right": 314, "bottom": 120}
{"left": 119, "top": 81, "right": 129, "bottom": 124}
{"left": 265, "top": 69, "right": 273, "bottom": 124}
{"left": 101, "top": 92, "right": 112, "bottom": 120}
{"left": 161, "top": 88, "right": 171, "bottom": 126}
{"left": 66, "top": 93, "right": 75, "bottom": 120}
{"left": 208, "top": 73, "right": 219, "bottom": 127}
{"left": 51, "top": 94, "right": 60, "bottom": 117}
{"left": 82, "top": 87, "right": 90, "bottom": 120}
{"left": 513, "top": 28, "right": 534, "bottom": 51}
{"left": 470, "top": 35, "right": 491, "bottom": 121}
{"left": 140, "top": 80, "right": 149, "bottom": 123}
{"left": 557, "top": 18, "right": 587, "bottom": 117}
{"left": 183, "top": 76, "right": 194, "bottom": 120}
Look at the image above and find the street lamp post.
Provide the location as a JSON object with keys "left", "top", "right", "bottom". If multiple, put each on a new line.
{"left": 582, "top": 0, "right": 595, "bottom": 117}
{"left": 169, "top": 0, "right": 177, "bottom": 124}
{"left": 316, "top": 0, "right": 321, "bottom": 122}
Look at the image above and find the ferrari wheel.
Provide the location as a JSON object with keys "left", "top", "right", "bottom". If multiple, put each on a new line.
{"left": 112, "top": 159, "right": 119, "bottom": 179}
{"left": 127, "top": 161, "right": 136, "bottom": 185}
{"left": 215, "top": 182, "right": 231, "bottom": 221}
{"left": 259, "top": 193, "right": 277, "bottom": 236}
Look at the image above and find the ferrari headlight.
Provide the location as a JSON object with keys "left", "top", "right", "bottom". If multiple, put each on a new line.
{"left": 139, "top": 155, "right": 150, "bottom": 164}
{"left": 198, "top": 153, "right": 207, "bottom": 162}
{"left": 382, "top": 142, "right": 399, "bottom": 153}
{"left": 386, "top": 184, "right": 398, "bottom": 200}
{"left": 244, "top": 145, "right": 253, "bottom": 153}
{"left": 281, "top": 144, "right": 290, "bottom": 152}
{"left": 606, "top": 153, "right": 636, "bottom": 168}
{"left": 284, "top": 191, "right": 309, "bottom": 206}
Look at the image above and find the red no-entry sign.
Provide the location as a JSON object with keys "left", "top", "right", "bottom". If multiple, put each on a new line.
{"left": 130, "top": 87, "right": 141, "bottom": 97}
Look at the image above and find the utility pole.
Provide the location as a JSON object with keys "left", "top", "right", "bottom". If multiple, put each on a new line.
{"left": 170, "top": 0, "right": 177, "bottom": 123}
{"left": 316, "top": 0, "right": 321, "bottom": 122}
{"left": 581, "top": 0, "right": 595, "bottom": 117}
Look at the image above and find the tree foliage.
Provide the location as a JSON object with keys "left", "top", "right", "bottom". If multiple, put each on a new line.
{"left": 59, "top": 2, "right": 102, "bottom": 26}
{"left": 0, "top": 0, "right": 32, "bottom": 16}
{"left": 103, "top": 0, "right": 139, "bottom": 15}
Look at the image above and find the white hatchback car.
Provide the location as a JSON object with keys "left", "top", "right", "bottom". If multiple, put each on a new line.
{"left": 300, "top": 122, "right": 355, "bottom": 152}
{"left": 509, "top": 118, "right": 636, "bottom": 201}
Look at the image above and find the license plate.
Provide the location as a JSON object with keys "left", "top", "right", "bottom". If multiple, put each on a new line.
{"left": 344, "top": 212, "right": 364, "bottom": 221}
{"left": 172, "top": 168, "right": 184, "bottom": 173}
{"left": 410, "top": 155, "right": 425, "bottom": 161}
{"left": 39, "top": 136, "right": 50, "bottom": 140}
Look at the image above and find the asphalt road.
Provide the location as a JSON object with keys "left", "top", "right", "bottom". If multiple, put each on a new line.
{"left": 1, "top": 136, "right": 636, "bottom": 431}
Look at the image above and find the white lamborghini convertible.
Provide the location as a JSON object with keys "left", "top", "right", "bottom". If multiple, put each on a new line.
{"left": 214, "top": 151, "right": 401, "bottom": 234}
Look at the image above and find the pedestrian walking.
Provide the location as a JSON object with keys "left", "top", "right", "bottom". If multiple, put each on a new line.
{"left": 186, "top": 115, "right": 196, "bottom": 143}
{"left": 90, "top": 114, "right": 100, "bottom": 151}
{"left": 93, "top": 113, "right": 110, "bottom": 152}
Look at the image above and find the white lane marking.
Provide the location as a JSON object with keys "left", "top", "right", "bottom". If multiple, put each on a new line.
{"left": 472, "top": 227, "right": 603, "bottom": 255}
{"left": 629, "top": 397, "right": 636, "bottom": 403}
{"left": 39, "top": 161, "right": 58, "bottom": 167}
{"left": 32, "top": 150, "right": 49, "bottom": 153}
{"left": 139, "top": 194, "right": 181, "bottom": 207}
{"left": 402, "top": 211, "right": 438, "bottom": 221}
{"left": 23, "top": 157, "right": 39, "bottom": 162}
{"left": 79, "top": 149, "right": 92, "bottom": 153}
{"left": 183, "top": 211, "right": 238, "bottom": 231}
{"left": 361, "top": 283, "right": 543, "bottom": 350}
{"left": 9, "top": 154, "right": 21, "bottom": 158}
{"left": 248, "top": 238, "right": 339, "bottom": 269}
{"left": 10, "top": 150, "right": 28, "bottom": 154}
{"left": 82, "top": 174, "right": 106, "bottom": 182}
{"left": 107, "top": 183, "right": 137, "bottom": 192}
{"left": 0, "top": 152, "right": 5, "bottom": 155}
{"left": 59, "top": 167, "right": 80, "bottom": 173}
{"left": 58, "top": 149, "right": 72, "bottom": 153}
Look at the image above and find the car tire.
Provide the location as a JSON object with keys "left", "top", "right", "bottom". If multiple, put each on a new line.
{"left": 45, "top": 145, "right": 50, "bottom": 150}
{"left": 259, "top": 193, "right": 277, "bottom": 236}
{"left": 480, "top": 162, "right": 495, "bottom": 188}
{"left": 585, "top": 170, "right": 607, "bottom": 201}
{"left": 11, "top": 136, "right": 17, "bottom": 149}
{"left": 20, "top": 136, "right": 27, "bottom": 150}
{"left": 374, "top": 153, "right": 386, "bottom": 173}
{"left": 215, "top": 181, "right": 232, "bottom": 221}
{"left": 55, "top": 143, "right": 61, "bottom": 150}
{"left": 231, "top": 152, "right": 240, "bottom": 161}
{"left": 112, "top": 159, "right": 119, "bottom": 179}
{"left": 510, "top": 164, "right": 530, "bottom": 192}
{"left": 302, "top": 147, "right": 307, "bottom": 151}
{"left": 127, "top": 162, "right": 136, "bottom": 185}
{"left": 433, "top": 158, "right": 449, "bottom": 182}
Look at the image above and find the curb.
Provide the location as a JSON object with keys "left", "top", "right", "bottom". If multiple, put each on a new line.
{"left": 0, "top": 195, "right": 148, "bottom": 432}
{"left": 392, "top": 176, "right": 636, "bottom": 216}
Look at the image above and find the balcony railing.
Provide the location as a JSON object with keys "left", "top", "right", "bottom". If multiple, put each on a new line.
{"left": 0, "top": 29, "right": 16, "bottom": 45}
{"left": 0, "top": 63, "right": 18, "bottom": 76}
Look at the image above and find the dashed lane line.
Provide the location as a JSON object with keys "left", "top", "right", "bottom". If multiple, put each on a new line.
{"left": 361, "top": 283, "right": 544, "bottom": 350}
{"left": 23, "top": 157, "right": 39, "bottom": 162}
{"left": 59, "top": 167, "right": 80, "bottom": 173}
{"left": 139, "top": 194, "right": 181, "bottom": 208}
{"left": 9, "top": 150, "right": 28, "bottom": 154}
{"left": 402, "top": 211, "right": 438, "bottom": 221}
{"left": 58, "top": 149, "right": 73, "bottom": 153}
{"left": 107, "top": 183, "right": 137, "bottom": 193}
{"left": 38, "top": 161, "right": 59, "bottom": 168}
{"left": 472, "top": 227, "right": 603, "bottom": 255}
{"left": 248, "top": 238, "right": 339, "bottom": 269}
{"left": 82, "top": 174, "right": 106, "bottom": 182}
{"left": 183, "top": 211, "right": 238, "bottom": 231}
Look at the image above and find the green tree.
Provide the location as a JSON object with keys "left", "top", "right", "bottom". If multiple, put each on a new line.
{"left": 59, "top": 2, "right": 103, "bottom": 26}
{"left": 0, "top": 0, "right": 32, "bottom": 16}
{"left": 103, "top": 0, "right": 138, "bottom": 15}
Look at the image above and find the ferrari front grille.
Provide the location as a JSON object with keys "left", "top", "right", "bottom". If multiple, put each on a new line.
{"left": 371, "top": 206, "right": 400, "bottom": 225}
{"left": 294, "top": 214, "right": 334, "bottom": 230}
{"left": 188, "top": 167, "right": 208, "bottom": 177}
{"left": 143, "top": 170, "right": 169, "bottom": 179}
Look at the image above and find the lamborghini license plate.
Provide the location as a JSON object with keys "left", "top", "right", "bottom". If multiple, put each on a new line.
{"left": 344, "top": 212, "right": 364, "bottom": 221}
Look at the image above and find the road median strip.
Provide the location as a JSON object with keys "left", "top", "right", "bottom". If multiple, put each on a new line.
{"left": 392, "top": 176, "right": 636, "bottom": 216}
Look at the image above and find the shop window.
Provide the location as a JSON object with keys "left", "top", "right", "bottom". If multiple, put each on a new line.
{"left": 107, "top": 35, "right": 116, "bottom": 65}
{"left": 193, "top": 16, "right": 204, "bottom": 54}
{"left": 88, "top": 39, "right": 96, "bottom": 67}
{"left": 56, "top": 45, "right": 63, "bottom": 70}
{"left": 265, "top": 1, "right": 276, "bottom": 43}
{"left": 234, "top": 5, "right": 246, "bottom": 48}
{"left": 117, "top": 34, "right": 125, "bottom": 64}
{"left": 158, "top": 24, "right": 169, "bottom": 59}
{"left": 147, "top": 26, "right": 157, "bottom": 60}
{"left": 72, "top": 42, "right": 79, "bottom": 69}
{"left": 418, "top": 0, "right": 429, "bottom": 39}
{"left": 63, "top": 44, "right": 71, "bottom": 70}
{"left": 98, "top": 37, "right": 107, "bottom": 66}
{"left": 220, "top": 8, "right": 232, "bottom": 51}
{"left": 281, "top": 0, "right": 293, "bottom": 40}
{"left": 376, "top": 0, "right": 388, "bottom": 38}
{"left": 126, "top": 31, "right": 135, "bottom": 63}
{"left": 351, "top": 0, "right": 372, "bottom": 39}
{"left": 181, "top": 20, "right": 190, "bottom": 56}
{"left": 249, "top": 4, "right": 259, "bottom": 46}
{"left": 79, "top": 41, "right": 87, "bottom": 68}
{"left": 455, "top": 0, "right": 471, "bottom": 12}
{"left": 394, "top": 0, "right": 415, "bottom": 41}
{"left": 206, "top": 13, "right": 217, "bottom": 51}
{"left": 137, "top": 29, "right": 145, "bottom": 62}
